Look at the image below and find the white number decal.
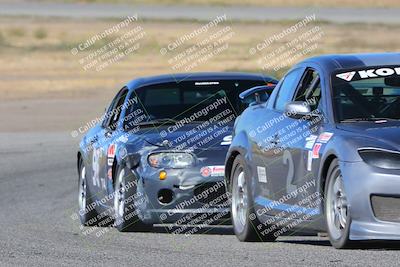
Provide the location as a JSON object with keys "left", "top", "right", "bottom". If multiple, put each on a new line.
{"left": 220, "top": 135, "right": 232, "bottom": 146}
{"left": 283, "top": 150, "right": 298, "bottom": 197}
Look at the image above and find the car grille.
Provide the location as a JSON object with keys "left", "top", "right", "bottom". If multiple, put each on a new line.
{"left": 194, "top": 182, "right": 227, "bottom": 205}
{"left": 371, "top": 195, "right": 400, "bottom": 223}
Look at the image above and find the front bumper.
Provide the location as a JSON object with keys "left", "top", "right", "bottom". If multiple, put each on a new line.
{"left": 134, "top": 167, "right": 231, "bottom": 225}
{"left": 340, "top": 161, "right": 400, "bottom": 240}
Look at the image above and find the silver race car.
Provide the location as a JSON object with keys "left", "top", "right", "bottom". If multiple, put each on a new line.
{"left": 225, "top": 53, "right": 400, "bottom": 248}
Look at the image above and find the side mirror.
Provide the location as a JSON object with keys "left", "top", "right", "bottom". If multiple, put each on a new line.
{"left": 239, "top": 85, "right": 275, "bottom": 105}
{"left": 285, "top": 101, "right": 319, "bottom": 119}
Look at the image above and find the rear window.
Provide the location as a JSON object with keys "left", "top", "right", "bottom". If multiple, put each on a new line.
{"left": 144, "top": 88, "right": 180, "bottom": 106}
{"left": 124, "top": 79, "right": 273, "bottom": 129}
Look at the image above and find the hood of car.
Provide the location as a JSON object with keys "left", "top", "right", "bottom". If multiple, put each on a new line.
{"left": 127, "top": 123, "right": 233, "bottom": 152}
{"left": 120, "top": 123, "right": 232, "bottom": 167}
{"left": 336, "top": 121, "right": 400, "bottom": 150}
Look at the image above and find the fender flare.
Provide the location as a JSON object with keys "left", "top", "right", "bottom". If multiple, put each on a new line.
{"left": 224, "top": 131, "right": 253, "bottom": 190}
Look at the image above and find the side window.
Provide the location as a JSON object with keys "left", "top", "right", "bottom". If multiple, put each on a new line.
{"left": 293, "top": 68, "right": 322, "bottom": 111}
{"left": 274, "top": 68, "right": 303, "bottom": 111}
{"left": 102, "top": 93, "right": 120, "bottom": 128}
{"left": 103, "top": 87, "right": 128, "bottom": 130}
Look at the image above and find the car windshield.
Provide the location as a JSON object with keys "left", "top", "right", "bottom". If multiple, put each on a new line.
{"left": 332, "top": 66, "right": 400, "bottom": 122}
{"left": 123, "top": 79, "right": 271, "bottom": 129}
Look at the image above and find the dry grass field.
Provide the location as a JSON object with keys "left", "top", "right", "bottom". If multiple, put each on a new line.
{"left": 1, "top": 17, "right": 399, "bottom": 100}
{"left": 0, "top": 16, "right": 399, "bottom": 131}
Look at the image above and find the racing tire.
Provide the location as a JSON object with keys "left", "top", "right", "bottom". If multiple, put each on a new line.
{"left": 230, "top": 155, "right": 277, "bottom": 242}
{"left": 78, "top": 157, "right": 100, "bottom": 226}
{"left": 113, "top": 164, "right": 153, "bottom": 232}
{"left": 325, "top": 159, "right": 354, "bottom": 249}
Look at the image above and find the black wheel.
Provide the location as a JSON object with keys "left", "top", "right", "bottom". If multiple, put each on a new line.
{"left": 325, "top": 159, "right": 353, "bottom": 249}
{"left": 230, "top": 155, "right": 277, "bottom": 242}
{"left": 78, "top": 157, "right": 100, "bottom": 226}
{"left": 113, "top": 165, "right": 153, "bottom": 232}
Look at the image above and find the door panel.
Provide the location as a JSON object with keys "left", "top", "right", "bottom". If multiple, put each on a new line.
{"left": 95, "top": 87, "right": 129, "bottom": 204}
{"left": 274, "top": 68, "right": 324, "bottom": 220}
{"left": 251, "top": 68, "right": 305, "bottom": 217}
{"left": 255, "top": 67, "right": 324, "bottom": 220}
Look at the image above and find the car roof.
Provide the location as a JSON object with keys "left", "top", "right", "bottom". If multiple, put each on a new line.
{"left": 300, "top": 52, "right": 400, "bottom": 72}
{"left": 126, "top": 72, "right": 278, "bottom": 89}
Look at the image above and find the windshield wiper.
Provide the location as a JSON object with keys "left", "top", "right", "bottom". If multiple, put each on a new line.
{"left": 136, "top": 118, "right": 178, "bottom": 126}
{"left": 341, "top": 117, "right": 399, "bottom": 123}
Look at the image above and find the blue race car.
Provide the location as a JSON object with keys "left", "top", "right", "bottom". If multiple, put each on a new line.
{"left": 77, "top": 72, "right": 277, "bottom": 232}
{"left": 225, "top": 53, "right": 400, "bottom": 248}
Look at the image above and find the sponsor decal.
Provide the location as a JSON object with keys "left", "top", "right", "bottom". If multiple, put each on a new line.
{"left": 195, "top": 81, "right": 220, "bottom": 86}
{"left": 336, "top": 71, "right": 356, "bottom": 81}
{"left": 107, "top": 168, "right": 113, "bottom": 180}
{"left": 107, "top": 144, "right": 117, "bottom": 166}
{"left": 107, "top": 144, "right": 116, "bottom": 158}
{"left": 200, "top": 165, "right": 225, "bottom": 177}
{"left": 200, "top": 167, "right": 211, "bottom": 177}
{"left": 318, "top": 132, "right": 334, "bottom": 143}
{"left": 359, "top": 67, "right": 400, "bottom": 79}
{"left": 100, "top": 178, "right": 106, "bottom": 190}
{"left": 220, "top": 135, "right": 232, "bottom": 146}
{"left": 257, "top": 166, "right": 267, "bottom": 183}
{"left": 312, "top": 143, "right": 322, "bottom": 159}
{"left": 92, "top": 147, "right": 101, "bottom": 187}
{"left": 336, "top": 67, "right": 400, "bottom": 82}
{"left": 307, "top": 151, "right": 313, "bottom": 171}
{"left": 305, "top": 135, "right": 318, "bottom": 149}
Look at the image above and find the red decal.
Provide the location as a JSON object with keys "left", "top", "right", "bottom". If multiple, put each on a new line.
{"left": 318, "top": 132, "right": 333, "bottom": 143}
{"left": 312, "top": 143, "right": 322, "bottom": 159}
{"left": 200, "top": 167, "right": 211, "bottom": 177}
{"left": 107, "top": 144, "right": 116, "bottom": 158}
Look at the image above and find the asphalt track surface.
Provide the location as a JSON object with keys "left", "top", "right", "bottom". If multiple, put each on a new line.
{"left": 1, "top": 1, "right": 400, "bottom": 24}
{"left": 1, "top": 131, "right": 400, "bottom": 266}
{"left": 1, "top": 2, "right": 400, "bottom": 265}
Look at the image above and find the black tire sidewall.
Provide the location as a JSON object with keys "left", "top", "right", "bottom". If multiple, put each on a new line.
{"left": 78, "top": 157, "right": 99, "bottom": 226}
{"left": 231, "top": 155, "right": 277, "bottom": 242}
{"left": 231, "top": 156, "right": 251, "bottom": 240}
{"left": 114, "top": 164, "right": 151, "bottom": 232}
{"left": 324, "top": 159, "right": 352, "bottom": 249}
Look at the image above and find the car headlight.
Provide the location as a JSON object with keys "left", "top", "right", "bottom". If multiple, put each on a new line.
{"left": 358, "top": 149, "right": 400, "bottom": 170}
{"left": 147, "top": 152, "right": 195, "bottom": 168}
